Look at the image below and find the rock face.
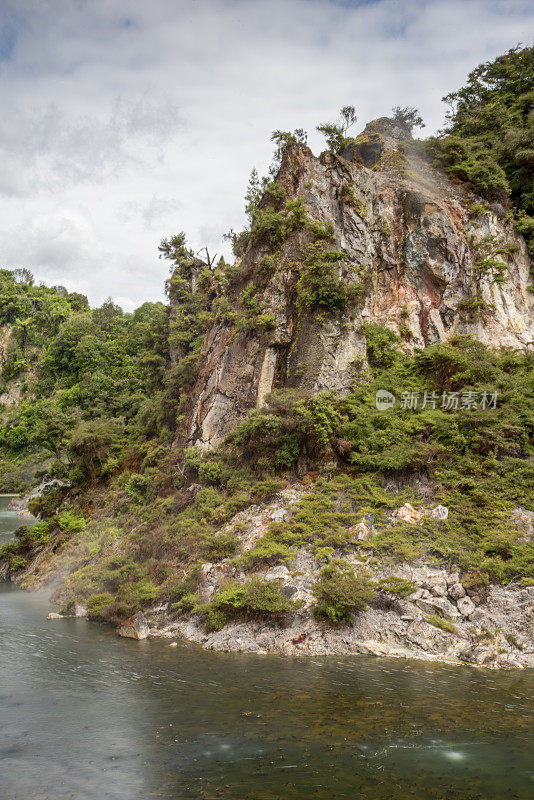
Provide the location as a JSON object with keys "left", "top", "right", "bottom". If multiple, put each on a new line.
{"left": 174, "top": 118, "right": 533, "bottom": 451}
{"left": 0, "top": 325, "right": 23, "bottom": 410}
{"left": 118, "top": 612, "right": 150, "bottom": 640}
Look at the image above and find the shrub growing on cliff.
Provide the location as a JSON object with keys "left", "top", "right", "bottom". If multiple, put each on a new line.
{"left": 87, "top": 592, "right": 114, "bottom": 615}
{"left": 10, "top": 554, "right": 27, "bottom": 571}
{"left": 313, "top": 562, "right": 374, "bottom": 624}
{"left": 197, "top": 576, "right": 298, "bottom": 631}
{"left": 392, "top": 106, "right": 425, "bottom": 135}
{"left": 317, "top": 105, "right": 358, "bottom": 154}
{"left": 57, "top": 510, "right": 86, "bottom": 535}
{"left": 427, "top": 614, "right": 456, "bottom": 633}
{"left": 239, "top": 538, "right": 294, "bottom": 570}
{"left": 270, "top": 129, "right": 308, "bottom": 172}
{"left": 296, "top": 244, "right": 361, "bottom": 315}
{"left": 362, "top": 324, "right": 400, "bottom": 371}
{"left": 378, "top": 575, "right": 417, "bottom": 598}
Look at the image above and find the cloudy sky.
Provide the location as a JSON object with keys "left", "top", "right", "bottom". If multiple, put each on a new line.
{"left": 0, "top": 0, "right": 531, "bottom": 310}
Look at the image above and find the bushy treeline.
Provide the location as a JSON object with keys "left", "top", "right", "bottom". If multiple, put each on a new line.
{"left": 432, "top": 46, "right": 533, "bottom": 257}
{"left": 0, "top": 269, "right": 172, "bottom": 490}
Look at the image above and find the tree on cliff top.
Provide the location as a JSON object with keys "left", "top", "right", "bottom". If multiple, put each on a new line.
{"left": 436, "top": 44, "right": 534, "bottom": 255}
{"left": 317, "top": 105, "right": 357, "bottom": 154}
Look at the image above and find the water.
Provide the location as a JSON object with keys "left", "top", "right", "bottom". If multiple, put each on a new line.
{"left": 0, "top": 500, "right": 533, "bottom": 799}
{"left": 0, "top": 495, "right": 33, "bottom": 545}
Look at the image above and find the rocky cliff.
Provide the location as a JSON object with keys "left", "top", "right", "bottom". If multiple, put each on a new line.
{"left": 179, "top": 118, "right": 533, "bottom": 451}
{"left": 3, "top": 118, "right": 533, "bottom": 671}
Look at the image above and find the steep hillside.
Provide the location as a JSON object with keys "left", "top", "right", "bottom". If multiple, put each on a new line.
{"left": 1, "top": 47, "right": 533, "bottom": 668}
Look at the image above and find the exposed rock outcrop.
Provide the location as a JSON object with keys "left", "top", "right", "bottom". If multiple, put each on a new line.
{"left": 154, "top": 563, "right": 534, "bottom": 670}
{"left": 118, "top": 612, "right": 150, "bottom": 640}
{"left": 174, "top": 118, "right": 533, "bottom": 451}
{"left": 147, "top": 488, "right": 534, "bottom": 669}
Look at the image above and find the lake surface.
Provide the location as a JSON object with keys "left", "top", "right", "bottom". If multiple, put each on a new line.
{"left": 0, "top": 498, "right": 533, "bottom": 799}
{"left": 0, "top": 495, "right": 33, "bottom": 545}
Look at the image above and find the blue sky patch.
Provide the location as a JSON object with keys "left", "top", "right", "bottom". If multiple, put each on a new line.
{"left": 0, "top": 24, "right": 17, "bottom": 62}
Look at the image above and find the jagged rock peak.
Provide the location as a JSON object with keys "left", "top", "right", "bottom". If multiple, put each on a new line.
{"left": 341, "top": 116, "right": 411, "bottom": 168}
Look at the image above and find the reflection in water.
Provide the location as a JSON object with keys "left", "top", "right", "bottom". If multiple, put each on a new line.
{"left": 0, "top": 502, "right": 533, "bottom": 799}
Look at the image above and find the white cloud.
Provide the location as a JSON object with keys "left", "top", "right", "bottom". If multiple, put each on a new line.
{"left": 0, "top": 0, "right": 531, "bottom": 309}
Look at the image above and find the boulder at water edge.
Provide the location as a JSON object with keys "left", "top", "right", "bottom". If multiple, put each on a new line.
{"left": 118, "top": 611, "right": 150, "bottom": 640}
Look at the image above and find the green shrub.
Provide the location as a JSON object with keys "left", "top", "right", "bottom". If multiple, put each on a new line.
{"left": 462, "top": 570, "right": 490, "bottom": 590}
{"left": 435, "top": 46, "right": 533, "bottom": 257}
{"left": 172, "top": 592, "right": 199, "bottom": 613}
{"left": 206, "top": 608, "right": 227, "bottom": 631}
{"left": 296, "top": 244, "right": 359, "bottom": 314}
{"left": 427, "top": 614, "right": 456, "bottom": 633}
{"left": 378, "top": 575, "right": 417, "bottom": 598}
{"left": 57, "top": 510, "right": 86, "bottom": 534}
{"left": 205, "top": 531, "right": 239, "bottom": 561}
{"left": 313, "top": 562, "right": 374, "bottom": 624}
{"left": 166, "top": 564, "right": 202, "bottom": 602}
{"left": 198, "top": 459, "right": 224, "bottom": 484}
{"left": 87, "top": 592, "right": 114, "bottom": 615}
{"left": 240, "top": 539, "right": 293, "bottom": 570}
{"left": 124, "top": 474, "right": 156, "bottom": 503}
{"left": 130, "top": 578, "right": 160, "bottom": 603}
{"left": 314, "top": 546, "right": 335, "bottom": 564}
{"left": 197, "top": 576, "right": 298, "bottom": 630}
{"left": 10, "top": 554, "right": 27, "bottom": 571}
{"left": 294, "top": 392, "right": 341, "bottom": 448}
{"left": 0, "top": 541, "right": 16, "bottom": 558}
{"left": 28, "top": 520, "right": 51, "bottom": 542}
{"left": 362, "top": 324, "right": 399, "bottom": 371}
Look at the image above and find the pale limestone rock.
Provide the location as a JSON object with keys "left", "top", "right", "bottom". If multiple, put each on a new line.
{"left": 47, "top": 612, "right": 63, "bottom": 620}
{"left": 416, "top": 597, "right": 460, "bottom": 619}
{"left": 394, "top": 503, "right": 422, "bottom": 524}
{"left": 349, "top": 521, "right": 370, "bottom": 540}
{"left": 263, "top": 565, "right": 291, "bottom": 582}
{"left": 257, "top": 346, "right": 278, "bottom": 408}
{"left": 118, "top": 612, "right": 149, "bottom": 640}
{"left": 459, "top": 645, "right": 495, "bottom": 666}
{"left": 425, "top": 574, "right": 448, "bottom": 595}
{"left": 511, "top": 507, "right": 534, "bottom": 541}
{"left": 407, "top": 589, "right": 424, "bottom": 601}
{"left": 430, "top": 505, "right": 448, "bottom": 520}
{"left": 448, "top": 583, "right": 466, "bottom": 601}
{"left": 457, "top": 596, "right": 476, "bottom": 617}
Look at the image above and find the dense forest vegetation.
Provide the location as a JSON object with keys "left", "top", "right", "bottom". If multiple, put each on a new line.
{"left": 0, "top": 46, "right": 532, "bottom": 625}
{"left": 436, "top": 45, "right": 533, "bottom": 258}
{"left": 0, "top": 268, "right": 171, "bottom": 490}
